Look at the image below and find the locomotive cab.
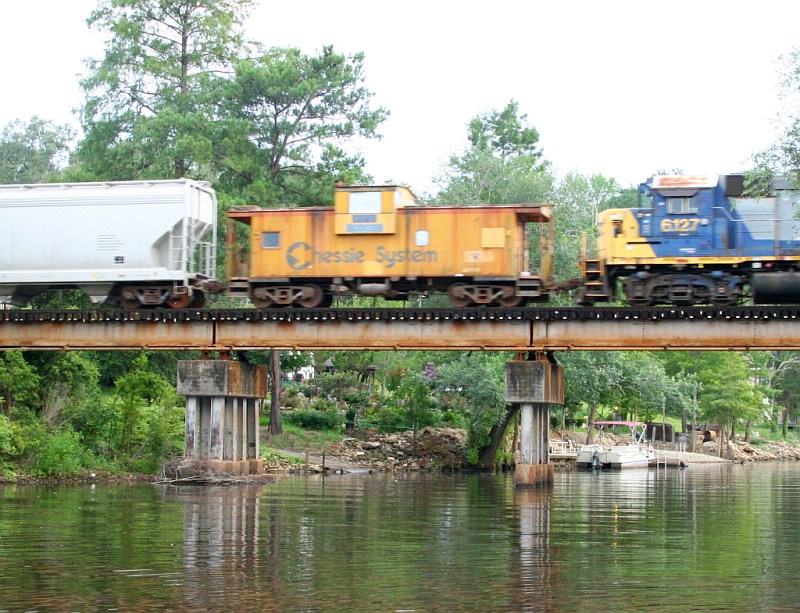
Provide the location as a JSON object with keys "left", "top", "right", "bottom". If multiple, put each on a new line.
{"left": 582, "top": 173, "right": 800, "bottom": 307}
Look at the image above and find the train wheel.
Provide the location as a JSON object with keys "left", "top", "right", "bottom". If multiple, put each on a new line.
{"left": 119, "top": 296, "right": 141, "bottom": 310}
{"left": 249, "top": 289, "right": 273, "bottom": 308}
{"left": 166, "top": 293, "right": 193, "bottom": 309}
{"left": 497, "top": 294, "right": 524, "bottom": 307}
{"left": 496, "top": 286, "right": 524, "bottom": 307}
{"left": 190, "top": 292, "right": 206, "bottom": 308}
{"left": 447, "top": 283, "right": 473, "bottom": 307}
{"left": 297, "top": 284, "right": 326, "bottom": 308}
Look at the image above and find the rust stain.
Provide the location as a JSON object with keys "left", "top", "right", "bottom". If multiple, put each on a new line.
{"left": 651, "top": 175, "right": 717, "bottom": 189}
{"left": 2, "top": 318, "right": 800, "bottom": 352}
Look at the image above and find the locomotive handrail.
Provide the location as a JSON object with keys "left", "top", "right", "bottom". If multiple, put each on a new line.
{"left": 711, "top": 206, "right": 795, "bottom": 248}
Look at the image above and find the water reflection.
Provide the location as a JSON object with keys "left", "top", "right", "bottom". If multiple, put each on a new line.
{"left": 516, "top": 488, "right": 553, "bottom": 612}
{"left": 3, "top": 466, "right": 800, "bottom": 611}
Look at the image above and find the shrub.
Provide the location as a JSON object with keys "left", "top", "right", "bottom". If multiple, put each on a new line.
{"left": 31, "top": 428, "right": 87, "bottom": 478}
{"left": 0, "top": 414, "right": 17, "bottom": 457}
{"left": 284, "top": 409, "right": 342, "bottom": 431}
{"left": 363, "top": 403, "right": 407, "bottom": 433}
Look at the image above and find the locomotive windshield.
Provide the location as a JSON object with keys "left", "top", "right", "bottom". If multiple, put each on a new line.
{"left": 638, "top": 187, "right": 654, "bottom": 209}
{"left": 667, "top": 196, "right": 697, "bottom": 214}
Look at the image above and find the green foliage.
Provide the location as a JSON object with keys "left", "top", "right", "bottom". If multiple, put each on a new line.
{"left": 433, "top": 100, "right": 551, "bottom": 205}
{"left": 113, "top": 355, "right": 178, "bottom": 456}
{"left": 216, "top": 45, "right": 387, "bottom": 204}
{"left": 259, "top": 447, "right": 304, "bottom": 465}
{"left": 29, "top": 427, "right": 88, "bottom": 478}
{"left": 558, "top": 351, "right": 693, "bottom": 428}
{"left": 264, "top": 421, "right": 343, "bottom": 452}
{"left": 0, "top": 351, "right": 41, "bottom": 415}
{"left": 135, "top": 387, "right": 184, "bottom": 472}
{"left": 751, "top": 49, "right": 800, "bottom": 182}
{"left": 24, "top": 352, "right": 102, "bottom": 427}
{"left": 78, "top": 0, "right": 254, "bottom": 179}
{"left": 428, "top": 353, "right": 507, "bottom": 464}
{"left": 550, "top": 172, "right": 628, "bottom": 286}
{"left": 363, "top": 402, "right": 408, "bottom": 433}
{"left": 468, "top": 100, "right": 543, "bottom": 160}
{"left": 393, "top": 371, "right": 439, "bottom": 430}
{"left": 0, "top": 116, "right": 74, "bottom": 184}
{"left": 303, "top": 371, "right": 361, "bottom": 399}
{"left": 661, "top": 351, "right": 762, "bottom": 427}
{"left": 89, "top": 351, "right": 193, "bottom": 388}
{"left": 0, "top": 414, "right": 18, "bottom": 457}
{"left": 284, "top": 408, "right": 342, "bottom": 431}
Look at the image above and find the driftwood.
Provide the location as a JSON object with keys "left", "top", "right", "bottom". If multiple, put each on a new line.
{"left": 157, "top": 459, "right": 272, "bottom": 485}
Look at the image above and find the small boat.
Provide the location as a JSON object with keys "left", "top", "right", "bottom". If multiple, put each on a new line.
{"left": 575, "top": 421, "right": 654, "bottom": 470}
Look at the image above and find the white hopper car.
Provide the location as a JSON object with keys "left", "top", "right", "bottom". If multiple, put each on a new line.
{"left": 0, "top": 179, "right": 217, "bottom": 308}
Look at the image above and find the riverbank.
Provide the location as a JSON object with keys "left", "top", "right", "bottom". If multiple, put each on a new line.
{"left": 551, "top": 429, "right": 800, "bottom": 464}
{"left": 4, "top": 426, "right": 799, "bottom": 484}
{"left": 268, "top": 427, "right": 800, "bottom": 474}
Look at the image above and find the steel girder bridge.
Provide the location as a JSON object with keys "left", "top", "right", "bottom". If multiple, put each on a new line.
{"left": 2, "top": 306, "right": 800, "bottom": 352}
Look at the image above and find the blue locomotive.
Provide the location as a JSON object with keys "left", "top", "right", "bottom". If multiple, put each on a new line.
{"left": 579, "top": 174, "right": 800, "bottom": 306}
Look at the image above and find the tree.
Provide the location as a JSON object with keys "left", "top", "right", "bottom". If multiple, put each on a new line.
{"left": 0, "top": 351, "right": 41, "bottom": 416}
{"left": 0, "top": 117, "right": 74, "bottom": 184}
{"left": 433, "top": 100, "right": 550, "bottom": 205}
{"left": 467, "top": 100, "right": 543, "bottom": 160}
{"left": 216, "top": 46, "right": 388, "bottom": 205}
{"left": 78, "top": 0, "right": 254, "bottom": 179}
{"left": 23, "top": 352, "right": 101, "bottom": 427}
{"left": 662, "top": 351, "right": 762, "bottom": 452}
{"left": 549, "top": 172, "right": 630, "bottom": 292}
{"left": 430, "top": 352, "right": 508, "bottom": 467}
{"left": 752, "top": 48, "right": 800, "bottom": 182}
{"left": 559, "top": 352, "right": 628, "bottom": 441}
{"left": 113, "top": 354, "right": 174, "bottom": 455}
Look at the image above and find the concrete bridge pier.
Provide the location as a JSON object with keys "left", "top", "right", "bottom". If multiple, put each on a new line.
{"left": 505, "top": 354, "right": 564, "bottom": 488}
{"left": 177, "top": 360, "right": 267, "bottom": 475}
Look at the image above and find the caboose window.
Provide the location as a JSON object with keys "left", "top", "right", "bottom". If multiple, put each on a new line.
{"left": 349, "top": 191, "right": 382, "bottom": 214}
{"left": 261, "top": 232, "right": 280, "bottom": 249}
{"left": 667, "top": 197, "right": 697, "bottom": 214}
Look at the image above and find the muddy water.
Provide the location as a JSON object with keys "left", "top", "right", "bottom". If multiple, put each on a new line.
{"left": 1, "top": 463, "right": 799, "bottom": 611}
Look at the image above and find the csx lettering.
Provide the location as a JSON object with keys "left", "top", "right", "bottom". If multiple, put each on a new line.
{"left": 660, "top": 218, "right": 700, "bottom": 233}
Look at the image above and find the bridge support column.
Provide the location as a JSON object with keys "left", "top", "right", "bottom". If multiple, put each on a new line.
{"left": 505, "top": 355, "right": 564, "bottom": 488}
{"left": 177, "top": 360, "right": 267, "bottom": 475}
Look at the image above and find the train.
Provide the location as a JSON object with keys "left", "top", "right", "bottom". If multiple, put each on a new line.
{"left": 0, "top": 179, "right": 217, "bottom": 308}
{"left": 579, "top": 174, "right": 800, "bottom": 307}
{"left": 1, "top": 174, "right": 799, "bottom": 309}
{"left": 225, "top": 184, "right": 554, "bottom": 307}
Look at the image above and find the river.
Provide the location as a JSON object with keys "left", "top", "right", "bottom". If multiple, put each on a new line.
{"left": 1, "top": 463, "right": 799, "bottom": 612}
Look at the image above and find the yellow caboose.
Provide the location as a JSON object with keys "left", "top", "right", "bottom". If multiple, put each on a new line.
{"left": 227, "top": 185, "right": 553, "bottom": 307}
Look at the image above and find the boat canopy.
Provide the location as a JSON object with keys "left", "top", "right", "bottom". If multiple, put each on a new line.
{"left": 593, "top": 421, "right": 645, "bottom": 427}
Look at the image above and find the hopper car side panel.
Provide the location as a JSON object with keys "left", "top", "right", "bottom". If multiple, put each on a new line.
{"left": 0, "top": 180, "right": 217, "bottom": 307}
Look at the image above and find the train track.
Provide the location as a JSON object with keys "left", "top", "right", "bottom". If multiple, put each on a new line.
{"left": 3, "top": 305, "right": 800, "bottom": 324}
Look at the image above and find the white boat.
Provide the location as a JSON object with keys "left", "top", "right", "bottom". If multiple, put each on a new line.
{"left": 575, "top": 421, "right": 654, "bottom": 469}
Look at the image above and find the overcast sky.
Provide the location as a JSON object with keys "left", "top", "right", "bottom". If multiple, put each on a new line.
{"left": 2, "top": 0, "right": 799, "bottom": 195}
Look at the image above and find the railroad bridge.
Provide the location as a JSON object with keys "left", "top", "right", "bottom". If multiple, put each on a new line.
{"left": 2, "top": 305, "right": 800, "bottom": 351}
{"left": 3, "top": 305, "right": 800, "bottom": 486}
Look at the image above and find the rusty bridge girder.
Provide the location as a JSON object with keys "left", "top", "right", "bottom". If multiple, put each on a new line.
{"left": 2, "top": 306, "right": 800, "bottom": 352}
